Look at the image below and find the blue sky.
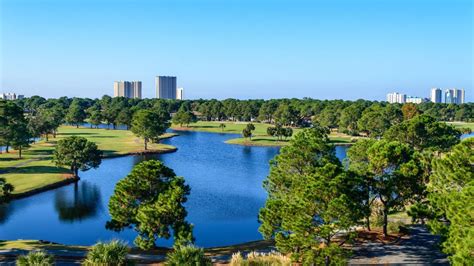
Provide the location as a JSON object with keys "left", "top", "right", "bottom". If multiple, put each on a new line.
{"left": 1, "top": 0, "right": 472, "bottom": 101}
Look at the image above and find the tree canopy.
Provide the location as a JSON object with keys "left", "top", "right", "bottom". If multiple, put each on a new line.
{"left": 259, "top": 126, "right": 361, "bottom": 264}
{"left": 427, "top": 138, "right": 473, "bottom": 265}
{"left": 131, "top": 110, "right": 170, "bottom": 150}
{"left": 53, "top": 136, "right": 102, "bottom": 177}
{"left": 107, "top": 160, "right": 193, "bottom": 249}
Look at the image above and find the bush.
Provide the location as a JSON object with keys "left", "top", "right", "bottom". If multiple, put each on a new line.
{"left": 17, "top": 250, "right": 54, "bottom": 266}
{"left": 166, "top": 245, "right": 211, "bottom": 266}
{"left": 83, "top": 240, "right": 129, "bottom": 265}
{"left": 388, "top": 221, "right": 406, "bottom": 234}
{"left": 230, "top": 251, "right": 291, "bottom": 266}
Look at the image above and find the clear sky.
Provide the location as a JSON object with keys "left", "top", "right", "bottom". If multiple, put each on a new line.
{"left": 1, "top": 0, "right": 472, "bottom": 101}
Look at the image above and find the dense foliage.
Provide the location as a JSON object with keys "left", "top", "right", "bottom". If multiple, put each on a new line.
{"left": 83, "top": 240, "right": 129, "bottom": 265}
{"left": 165, "top": 245, "right": 211, "bottom": 266}
{"left": 107, "top": 160, "right": 193, "bottom": 249}
{"left": 16, "top": 250, "right": 54, "bottom": 266}
{"left": 0, "top": 177, "right": 14, "bottom": 203}
{"left": 53, "top": 136, "right": 102, "bottom": 177}
{"left": 259, "top": 126, "right": 362, "bottom": 264}
{"left": 427, "top": 139, "right": 473, "bottom": 265}
{"left": 131, "top": 110, "right": 170, "bottom": 150}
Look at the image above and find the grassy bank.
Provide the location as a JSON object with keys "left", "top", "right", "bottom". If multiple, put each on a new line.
{"left": 226, "top": 134, "right": 356, "bottom": 147}
{"left": 446, "top": 121, "right": 474, "bottom": 131}
{"left": 172, "top": 121, "right": 277, "bottom": 135}
{"left": 0, "top": 126, "right": 177, "bottom": 196}
{"left": 172, "top": 121, "right": 357, "bottom": 146}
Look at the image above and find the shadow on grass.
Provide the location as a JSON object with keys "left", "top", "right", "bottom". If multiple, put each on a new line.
{"left": 58, "top": 132, "right": 96, "bottom": 136}
{"left": 11, "top": 165, "right": 68, "bottom": 174}
{"left": 190, "top": 125, "right": 218, "bottom": 129}
{"left": 0, "top": 157, "right": 22, "bottom": 162}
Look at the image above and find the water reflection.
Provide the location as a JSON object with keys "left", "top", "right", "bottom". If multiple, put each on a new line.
{"left": 54, "top": 181, "right": 101, "bottom": 223}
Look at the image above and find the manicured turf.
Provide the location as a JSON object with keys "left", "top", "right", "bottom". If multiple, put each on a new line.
{"left": 0, "top": 126, "right": 177, "bottom": 195}
{"left": 173, "top": 121, "right": 357, "bottom": 146}
{"left": 172, "top": 121, "right": 280, "bottom": 135}
{"left": 446, "top": 121, "right": 474, "bottom": 131}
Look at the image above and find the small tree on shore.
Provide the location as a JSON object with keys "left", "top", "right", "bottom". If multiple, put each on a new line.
{"left": 53, "top": 136, "right": 102, "bottom": 178}
{"left": 242, "top": 123, "right": 255, "bottom": 140}
{"left": 219, "top": 123, "right": 226, "bottom": 132}
{"left": 131, "top": 110, "right": 170, "bottom": 150}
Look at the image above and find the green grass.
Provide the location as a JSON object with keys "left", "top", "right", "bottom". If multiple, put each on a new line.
{"left": 0, "top": 126, "right": 177, "bottom": 195}
{"left": 172, "top": 121, "right": 279, "bottom": 135}
{"left": 173, "top": 121, "right": 358, "bottom": 147}
{"left": 446, "top": 121, "right": 474, "bottom": 131}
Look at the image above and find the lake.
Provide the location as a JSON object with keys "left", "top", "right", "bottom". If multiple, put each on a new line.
{"left": 0, "top": 130, "right": 347, "bottom": 247}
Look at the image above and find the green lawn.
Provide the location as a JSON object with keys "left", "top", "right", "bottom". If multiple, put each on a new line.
{"left": 173, "top": 121, "right": 357, "bottom": 147}
{"left": 0, "top": 126, "right": 177, "bottom": 195}
{"left": 446, "top": 121, "right": 474, "bottom": 131}
{"left": 172, "top": 121, "right": 277, "bottom": 135}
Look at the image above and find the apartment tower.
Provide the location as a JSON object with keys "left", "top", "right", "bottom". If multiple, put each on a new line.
{"left": 445, "top": 89, "right": 465, "bottom": 104}
{"left": 155, "top": 76, "right": 177, "bottom": 99}
{"left": 430, "top": 88, "right": 442, "bottom": 103}
{"left": 113, "top": 81, "right": 142, "bottom": 99}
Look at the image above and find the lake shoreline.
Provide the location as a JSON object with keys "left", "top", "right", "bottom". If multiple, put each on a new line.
{"left": 3, "top": 129, "right": 180, "bottom": 201}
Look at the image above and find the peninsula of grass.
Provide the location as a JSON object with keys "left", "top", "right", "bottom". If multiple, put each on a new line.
{"left": 0, "top": 126, "right": 177, "bottom": 196}
{"left": 226, "top": 133, "right": 356, "bottom": 147}
{"left": 173, "top": 121, "right": 358, "bottom": 147}
{"left": 172, "top": 121, "right": 277, "bottom": 135}
{"left": 446, "top": 121, "right": 474, "bottom": 131}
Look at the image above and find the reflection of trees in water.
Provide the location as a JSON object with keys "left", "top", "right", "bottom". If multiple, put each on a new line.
{"left": 133, "top": 154, "right": 161, "bottom": 165}
{"left": 0, "top": 203, "right": 13, "bottom": 224}
{"left": 54, "top": 181, "right": 101, "bottom": 223}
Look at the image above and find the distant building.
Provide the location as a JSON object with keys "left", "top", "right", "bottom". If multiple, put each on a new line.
{"left": 445, "top": 89, "right": 465, "bottom": 104}
{"left": 0, "top": 92, "right": 21, "bottom": 100}
{"left": 406, "top": 96, "right": 425, "bottom": 104}
{"left": 155, "top": 76, "right": 177, "bottom": 99}
{"left": 113, "top": 81, "right": 142, "bottom": 99}
{"left": 176, "top": 88, "right": 184, "bottom": 100}
{"left": 386, "top": 92, "right": 406, "bottom": 104}
{"left": 430, "top": 88, "right": 442, "bottom": 103}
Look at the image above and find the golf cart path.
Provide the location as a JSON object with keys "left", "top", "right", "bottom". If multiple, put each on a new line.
{"left": 350, "top": 225, "right": 449, "bottom": 265}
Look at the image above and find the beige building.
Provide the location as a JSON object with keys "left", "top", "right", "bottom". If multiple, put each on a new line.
{"left": 113, "top": 81, "right": 142, "bottom": 99}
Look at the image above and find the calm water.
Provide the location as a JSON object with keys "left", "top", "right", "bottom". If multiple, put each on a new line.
{"left": 0, "top": 130, "right": 347, "bottom": 247}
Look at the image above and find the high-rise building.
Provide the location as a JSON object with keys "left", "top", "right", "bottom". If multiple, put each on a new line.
{"left": 176, "top": 88, "right": 184, "bottom": 100}
{"left": 113, "top": 81, "right": 142, "bottom": 99}
{"left": 0, "top": 92, "right": 20, "bottom": 100}
{"left": 445, "top": 89, "right": 465, "bottom": 104}
{"left": 386, "top": 92, "right": 406, "bottom": 104}
{"left": 430, "top": 88, "right": 442, "bottom": 103}
{"left": 155, "top": 76, "right": 177, "bottom": 99}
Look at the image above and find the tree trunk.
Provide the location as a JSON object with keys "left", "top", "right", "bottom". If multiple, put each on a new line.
{"left": 19, "top": 146, "right": 22, "bottom": 158}
{"left": 325, "top": 256, "right": 330, "bottom": 266}
{"left": 383, "top": 206, "right": 389, "bottom": 237}
{"left": 6, "top": 145, "right": 9, "bottom": 153}
{"left": 46, "top": 134, "right": 49, "bottom": 141}
{"left": 74, "top": 167, "right": 79, "bottom": 177}
{"left": 366, "top": 216, "right": 371, "bottom": 231}
{"left": 144, "top": 138, "right": 148, "bottom": 150}
{"left": 76, "top": 124, "right": 79, "bottom": 128}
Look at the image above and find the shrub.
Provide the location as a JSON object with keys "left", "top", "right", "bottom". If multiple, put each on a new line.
{"left": 388, "top": 221, "right": 406, "bottom": 234}
{"left": 83, "top": 240, "right": 129, "bottom": 265}
{"left": 230, "top": 251, "right": 291, "bottom": 266}
{"left": 16, "top": 250, "right": 54, "bottom": 266}
{"left": 166, "top": 245, "right": 211, "bottom": 266}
